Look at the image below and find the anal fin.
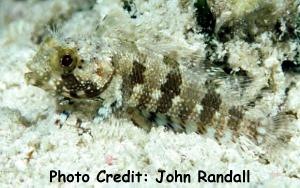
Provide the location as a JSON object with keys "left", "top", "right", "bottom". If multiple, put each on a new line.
{"left": 126, "top": 107, "right": 153, "bottom": 132}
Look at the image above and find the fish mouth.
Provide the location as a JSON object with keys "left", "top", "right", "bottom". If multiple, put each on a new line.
{"left": 24, "top": 72, "right": 43, "bottom": 86}
{"left": 24, "top": 71, "right": 56, "bottom": 93}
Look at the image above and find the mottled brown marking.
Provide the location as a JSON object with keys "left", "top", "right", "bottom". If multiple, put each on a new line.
{"left": 228, "top": 106, "right": 243, "bottom": 131}
{"left": 83, "top": 81, "right": 102, "bottom": 98}
{"left": 176, "top": 81, "right": 203, "bottom": 122}
{"left": 157, "top": 70, "right": 182, "bottom": 113}
{"left": 121, "top": 60, "right": 146, "bottom": 100}
{"left": 178, "top": 98, "right": 199, "bottom": 122}
{"left": 130, "top": 60, "right": 146, "bottom": 85}
{"left": 61, "top": 73, "right": 111, "bottom": 98}
{"left": 61, "top": 74, "right": 81, "bottom": 98}
{"left": 137, "top": 88, "right": 151, "bottom": 108}
{"left": 198, "top": 89, "right": 222, "bottom": 132}
{"left": 61, "top": 73, "right": 80, "bottom": 90}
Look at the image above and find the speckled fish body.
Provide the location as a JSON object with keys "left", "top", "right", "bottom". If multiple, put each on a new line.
{"left": 25, "top": 36, "right": 293, "bottom": 146}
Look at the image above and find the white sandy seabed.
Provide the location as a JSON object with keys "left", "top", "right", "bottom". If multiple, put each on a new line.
{"left": 0, "top": 0, "right": 300, "bottom": 187}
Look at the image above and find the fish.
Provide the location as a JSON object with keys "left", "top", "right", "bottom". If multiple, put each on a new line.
{"left": 25, "top": 34, "right": 295, "bottom": 147}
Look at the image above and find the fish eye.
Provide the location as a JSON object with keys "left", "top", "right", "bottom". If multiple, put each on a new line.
{"left": 60, "top": 54, "right": 73, "bottom": 67}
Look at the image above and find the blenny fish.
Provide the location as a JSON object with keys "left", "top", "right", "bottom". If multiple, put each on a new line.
{"left": 25, "top": 35, "right": 294, "bottom": 146}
